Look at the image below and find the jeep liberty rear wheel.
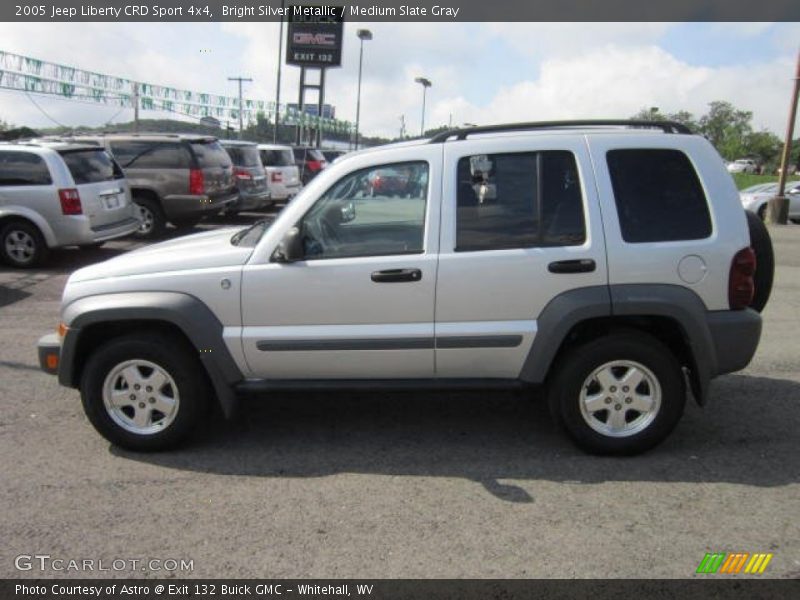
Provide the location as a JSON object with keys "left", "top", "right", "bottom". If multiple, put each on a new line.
{"left": 745, "top": 209, "right": 774, "bottom": 313}
{"left": 548, "top": 332, "right": 685, "bottom": 455}
{"left": 80, "top": 333, "right": 208, "bottom": 451}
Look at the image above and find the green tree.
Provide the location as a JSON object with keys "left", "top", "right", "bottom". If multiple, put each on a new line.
{"left": 697, "top": 101, "right": 753, "bottom": 160}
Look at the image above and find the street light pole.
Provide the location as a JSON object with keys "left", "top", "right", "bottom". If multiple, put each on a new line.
{"left": 228, "top": 76, "right": 253, "bottom": 139}
{"left": 354, "top": 29, "right": 373, "bottom": 151}
{"left": 414, "top": 77, "right": 432, "bottom": 137}
{"left": 273, "top": 0, "right": 285, "bottom": 143}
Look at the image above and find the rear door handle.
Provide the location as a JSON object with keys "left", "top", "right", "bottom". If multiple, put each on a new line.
{"left": 371, "top": 268, "right": 423, "bottom": 283}
{"left": 548, "top": 259, "right": 596, "bottom": 274}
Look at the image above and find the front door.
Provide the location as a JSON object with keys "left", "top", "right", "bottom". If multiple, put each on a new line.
{"left": 241, "top": 148, "right": 440, "bottom": 379}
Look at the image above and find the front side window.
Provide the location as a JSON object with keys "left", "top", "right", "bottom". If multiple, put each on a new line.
{"left": 0, "top": 151, "right": 52, "bottom": 186}
{"left": 607, "top": 149, "right": 712, "bottom": 243}
{"left": 456, "top": 151, "right": 586, "bottom": 251}
{"left": 299, "top": 161, "right": 428, "bottom": 260}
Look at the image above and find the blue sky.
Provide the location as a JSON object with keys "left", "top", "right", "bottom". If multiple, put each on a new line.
{"left": 0, "top": 22, "right": 797, "bottom": 136}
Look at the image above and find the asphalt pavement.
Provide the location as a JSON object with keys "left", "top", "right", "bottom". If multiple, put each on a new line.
{"left": 0, "top": 216, "right": 798, "bottom": 579}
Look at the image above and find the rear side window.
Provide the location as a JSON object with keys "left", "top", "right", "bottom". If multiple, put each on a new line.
{"left": 59, "top": 149, "right": 124, "bottom": 184}
{"left": 260, "top": 149, "right": 295, "bottom": 167}
{"left": 456, "top": 151, "right": 586, "bottom": 252}
{"left": 607, "top": 149, "right": 712, "bottom": 243}
{"left": 0, "top": 151, "right": 52, "bottom": 186}
{"left": 223, "top": 145, "right": 261, "bottom": 167}
{"left": 191, "top": 140, "right": 232, "bottom": 169}
{"left": 109, "top": 141, "right": 192, "bottom": 169}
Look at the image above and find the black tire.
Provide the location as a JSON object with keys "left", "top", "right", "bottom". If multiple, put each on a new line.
{"left": 132, "top": 195, "right": 166, "bottom": 239}
{"left": 0, "top": 220, "right": 49, "bottom": 268}
{"left": 745, "top": 209, "right": 774, "bottom": 313}
{"left": 548, "top": 331, "right": 686, "bottom": 456}
{"left": 757, "top": 203, "right": 767, "bottom": 221}
{"left": 80, "top": 333, "right": 209, "bottom": 451}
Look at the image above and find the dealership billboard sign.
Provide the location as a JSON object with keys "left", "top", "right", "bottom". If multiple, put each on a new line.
{"left": 286, "top": 7, "right": 345, "bottom": 68}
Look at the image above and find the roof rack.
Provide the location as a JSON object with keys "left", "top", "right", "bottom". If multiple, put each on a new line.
{"left": 428, "top": 120, "right": 692, "bottom": 143}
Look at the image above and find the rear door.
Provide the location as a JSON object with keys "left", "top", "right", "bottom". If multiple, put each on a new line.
{"left": 58, "top": 148, "right": 132, "bottom": 228}
{"left": 436, "top": 134, "right": 607, "bottom": 378}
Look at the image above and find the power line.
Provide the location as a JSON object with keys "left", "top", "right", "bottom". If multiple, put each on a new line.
{"left": 23, "top": 90, "right": 66, "bottom": 128}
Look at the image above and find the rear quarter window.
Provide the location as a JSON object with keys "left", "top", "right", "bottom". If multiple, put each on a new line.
{"left": 59, "top": 149, "right": 124, "bottom": 184}
{"left": 606, "top": 149, "right": 712, "bottom": 243}
{"left": 0, "top": 151, "right": 52, "bottom": 186}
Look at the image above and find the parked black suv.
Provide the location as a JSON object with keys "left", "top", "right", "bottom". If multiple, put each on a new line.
{"left": 77, "top": 134, "right": 237, "bottom": 238}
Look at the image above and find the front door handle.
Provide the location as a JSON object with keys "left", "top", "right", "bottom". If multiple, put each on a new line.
{"left": 371, "top": 268, "right": 423, "bottom": 283}
{"left": 548, "top": 259, "right": 596, "bottom": 274}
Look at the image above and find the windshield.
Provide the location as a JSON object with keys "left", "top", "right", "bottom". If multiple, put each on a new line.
{"left": 231, "top": 217, "right": 274, "bottom": 247}
{"left": 59, "top": 149, "right": 124, "bottom": 184}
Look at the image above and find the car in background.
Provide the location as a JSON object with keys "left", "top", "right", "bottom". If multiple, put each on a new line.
{"left": 292, "top": 146, "right": 328, "bottom": 185}
{"left": 257, "top": 144, "right": 302, "bottom": 203}
{"left": 0, "top": 141, "right": 140, "bottom": 267}
{"left": 219, "top": 140, "right": 271, "bottom": 214}
{"left": 740, "top": 181, "right": 800, "bottom": 221}
{"left": 727, "top": 158, "right": 759, "bottom": 174}
{"left": 322, "top": 149, "right": 347, "bottom": 163}
{"left": 75, "top": 134, "right": 237, "bottom": 238}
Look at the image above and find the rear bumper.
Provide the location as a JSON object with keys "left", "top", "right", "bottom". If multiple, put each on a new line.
{"left": 51, "top": 211, "right": 141, "bottom": 247}
{"left": 268, "top": 182, "right": 302, "bottom": 201}
{"left": 89, "top": 216, "right": 141, "bottom": 242}
{"left": 230, "top": 190, "right": 272, "bottom": 211}
{"left": 163, "top": 193, "right": 238, "bottom": 219}
{"left": 707, "top": 308, "right": 762, "bottom": 375}
{"left": 37, "top": 333, "right": 61, "bottom": 375}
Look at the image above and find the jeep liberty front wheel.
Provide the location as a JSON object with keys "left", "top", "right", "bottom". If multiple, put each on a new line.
{"left": 80, "top": 333, "right": 209, "bottom": 451}
{"left": 548, "top": 332, "right": 685, "bottom": 455}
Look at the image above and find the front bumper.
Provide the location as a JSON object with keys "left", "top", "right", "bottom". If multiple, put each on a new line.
{"left": 37, "top": 333, "right": 61, "bottom": 375}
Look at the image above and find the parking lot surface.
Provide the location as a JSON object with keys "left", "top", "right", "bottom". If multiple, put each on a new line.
{"left": 1, "top": 215, "right": 799, "bottom": 579}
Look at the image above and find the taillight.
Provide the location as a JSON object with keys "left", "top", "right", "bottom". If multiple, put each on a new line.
{"left": 271, "top": 172, "right": 283, "bottom": 183}
{"left": 729, "top": 247, "right": 756, "bottom": 310}
{"left": 234, "top": 167, "right": 252, "bottom": 181}
{"left": 189, "top": 169, "right": 205, "bottom": 195}
{"left": 307, "top": 160, "right": 322, "bottom": 172}
{"left": 58, "top": 188, "right": 82, "bottom": 215}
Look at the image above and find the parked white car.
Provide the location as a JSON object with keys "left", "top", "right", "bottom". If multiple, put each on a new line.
{"left": 0, "top": 141, "right": 140, "bottom": 267}
{"left": 257, "top": 144, "right": 302, "bottom": 202}
{"left": 727, "top": 159, "right": 758, "bottom": 174}
{"left": 739, "top": 181, "right": 800, "bottom": 221}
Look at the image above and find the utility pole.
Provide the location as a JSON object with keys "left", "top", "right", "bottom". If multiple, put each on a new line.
{"left": 399, "top": 115, "right": 406, "bottom": 140}
{"left": 132, "top": 82, "right": 140, "bottom": 132}
{"left": 768, "top": 48, "right": 800, "bottom": 225}
{"left": 273, "top": 0, "right": 285, "bottom": 143}
{"left": 228, "top": 76, "right": 253, "bottom": 139}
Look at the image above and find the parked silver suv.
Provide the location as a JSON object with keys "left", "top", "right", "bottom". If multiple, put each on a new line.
{"left": 0, "top": 142, "right": 140, "bottom": 267}
{"left": 37, "top": 121, "right": 772, "bottom": 455}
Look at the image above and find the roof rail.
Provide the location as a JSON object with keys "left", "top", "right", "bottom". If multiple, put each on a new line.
{"left": 428, "top": 120, "right": 693, "bottom": 143}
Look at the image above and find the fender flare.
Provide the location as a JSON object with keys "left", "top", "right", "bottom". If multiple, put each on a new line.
{"left": 60, "top": 291, "right": 242, "bottom": 418}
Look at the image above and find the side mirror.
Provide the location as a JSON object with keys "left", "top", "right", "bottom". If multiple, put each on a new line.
{"left": 273, "top": 226, "right": 304, "bottom": 263}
